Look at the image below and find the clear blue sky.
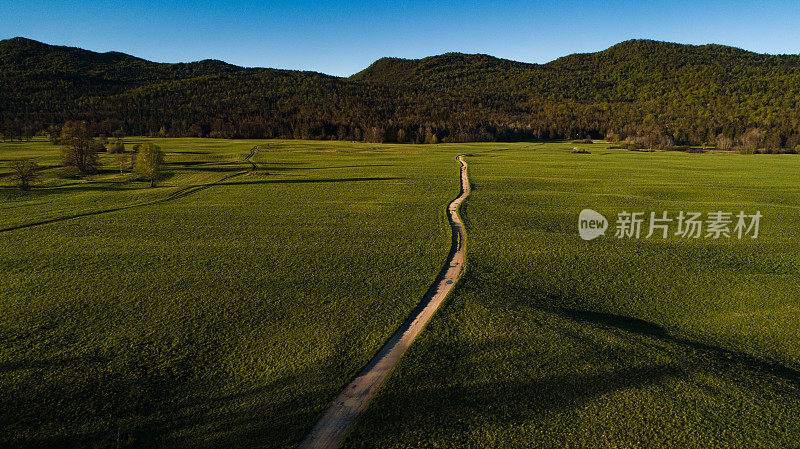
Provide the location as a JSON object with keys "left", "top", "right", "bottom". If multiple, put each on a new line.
{"left": 2, "top": 0, "right": 799, "bottom": 76}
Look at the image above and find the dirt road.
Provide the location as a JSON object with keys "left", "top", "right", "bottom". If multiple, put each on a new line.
{"left": 298, "top": 155, "right": 470, "bottom": 449}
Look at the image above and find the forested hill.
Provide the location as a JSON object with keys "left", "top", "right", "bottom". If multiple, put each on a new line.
{"left": 2, "top": 37, "right": 800, "bottom": 148}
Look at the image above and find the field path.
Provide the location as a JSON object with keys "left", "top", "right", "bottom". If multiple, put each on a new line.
{"left": 298, "top": 155, "right": 470, "bottom": 449}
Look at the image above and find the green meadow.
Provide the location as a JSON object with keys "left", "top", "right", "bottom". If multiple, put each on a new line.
{"left": 0, "top": 138, "right": 467, "bottom": 448}
{"left": 344, "top": 142, "right": 800, "bottom": 448}
{"left": 2, "top": 139, "right": 799, "bottom": 448}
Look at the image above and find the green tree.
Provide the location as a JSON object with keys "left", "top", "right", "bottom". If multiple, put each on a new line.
{"left": 9, "top": 159, "right": 40, "bottom": 190}
{"left": 135, "top": 142, "right": 165, "bottom": 187}
{"left": 60, "top": 121, "right": 99, "bottom": 174}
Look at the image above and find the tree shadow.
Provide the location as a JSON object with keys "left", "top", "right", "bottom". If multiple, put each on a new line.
{"left": 214, "top": 177, "right": 403, "bottom": 186}
{"left": 164, "top": 160, "right": 246, "bottom": 171}
{"left": 555, "top": 306, "right": 800, "bottom": 386}
{"left": 0, "top": 354, "right": 107, "bottom": 374}
{"left": 255, "top": 164, "right": 397, "bottom": 172}
{"left": 0, "top": 342, "right": 357, "bottom": 449}
{"left": 302, "top": 164, "right": 397, "bottom": 170}
{"left": 164, "top": 161, "right": 234, "bottom": 167}
{"left": 461, "top": 261, "right": 800, "bottom": 384}
{"left": 0, "top": 347, "right": 197, "bottom": 448}
{"left": 166, "top": 164, "right": 248, "bottom": 173}
{"left": 343, "top": 301, "right": 800, "bottom": 447}
{"left": 340, "top": 331, "right": 690, "bottom": 447}
{"left": 0, "top": 183, "right": 139, "bottom": 199}
{"left": 166, "top": 151, "right": 210, "bottom": 155}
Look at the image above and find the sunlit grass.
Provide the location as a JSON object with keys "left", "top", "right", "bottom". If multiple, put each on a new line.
{"left": 344, "top": 142, "right": 800, "bottom": 448}
{"left": 0, "top": 138, "right": 466, "bottom": 448}
{"left": 3, "top": 139, "right": 799, "bottom": 448}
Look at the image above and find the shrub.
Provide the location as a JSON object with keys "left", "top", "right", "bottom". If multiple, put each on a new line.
{"left": 619, "top": 142, "right": 644, "bottom": 150}
{"left": 108, "top": 140, "right": 125, "bottom": 154}
{"left": 90, "top": 140, "right": 106, "bottom": 154}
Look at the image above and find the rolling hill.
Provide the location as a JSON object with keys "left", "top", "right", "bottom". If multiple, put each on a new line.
{"left": 2, "top": 37, "right": 800, "bottom": 147}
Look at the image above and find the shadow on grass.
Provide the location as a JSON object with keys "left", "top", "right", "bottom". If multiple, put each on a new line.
{"left": 0, "top": 354, "right": 107, "bottom": 374}
{"left": 0, "top": 346, "right": 199, "bottom": 448}
{"left": 0, "top": 176, "right": 402, "bottom": 233}
{"left": 164, "top": 161, "right": 236, "bottom": 167}
{"left": 344, "top": 279, "right": 800, "bottom": 447}
{"left": 0, "top": 344, "right": 350, "bottom": 449}
{"left": 165, "top": 161, "right": 247, "bottom": 173}
{"left": 165, "top": 151, "right": 210, "bottom": 155}
{"left": 556, "top": 307, "right": 800, "bottom": 386}
{"left": 461, "top": 264, "right": 800, "bottom": 384}
{"left": 292, "top": 164, "right": 397, "bottom": 171}
{"left": 0, "top": 183, "right": 140, "bottom": 199}
{"left": 341, "top": 329, "right": 691, "bottom": 447}
{"left": 214, "top": 177, "right": 403, "bottom": 187}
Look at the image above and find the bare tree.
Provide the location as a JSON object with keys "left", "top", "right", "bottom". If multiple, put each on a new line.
{"left": 716, "top": 133, "right": 733, "bottom": 150}
{"left": 658, "top": 133, "right": 675, "bottom": 149}
{"left": 9, "top": 159, "right": 40, "bottom": 190}
{"left": 114, "top": 153, "right": 128, "bottom": 175}
{"left": 60, "top": 121, "right": 99, "bottom": 174}
{"left": 642, "top": 132, "right": 661, "bottom": 150}
{"left": 740, "top": 128, "right": 765, "bottom": 151}
{"left": 764, "top": 133, "right": 783, "bottom": 150}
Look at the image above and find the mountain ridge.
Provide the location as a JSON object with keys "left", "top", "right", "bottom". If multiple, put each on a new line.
{"left": 2, "top": 37, "right": 800, "bottom": 147}
{"left": 6, "top": 36, "right": 795, "bottom": 79}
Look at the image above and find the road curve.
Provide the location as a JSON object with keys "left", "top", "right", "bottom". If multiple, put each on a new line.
{"left": 298, "top": 155, "right": 470, "bottom": 449}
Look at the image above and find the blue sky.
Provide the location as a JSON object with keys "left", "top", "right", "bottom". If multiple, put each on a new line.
{"left": 2, "top": 0, "right": 799, "bottom": 76}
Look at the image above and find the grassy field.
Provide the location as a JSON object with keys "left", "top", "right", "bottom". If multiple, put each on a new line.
{"left": 0, "top": 138, "right": 470, "bottom": 448}
{"left": 343, "top": 142, "right": 800, "bottom": 448}
{"left": 3, "top": 139, "right": 800, "bottom": 448}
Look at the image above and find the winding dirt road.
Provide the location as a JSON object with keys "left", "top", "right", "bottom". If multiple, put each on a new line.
{"left": 298, "top": 155, "right": 470, "bottom": 449}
